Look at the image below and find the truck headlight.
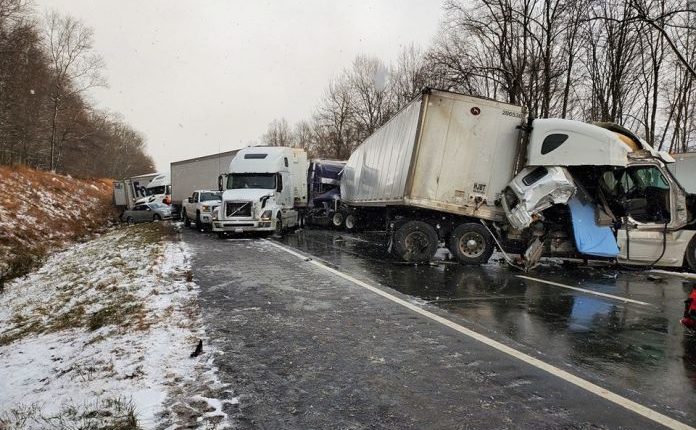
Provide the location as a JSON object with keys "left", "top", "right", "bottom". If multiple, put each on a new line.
{"left": 202, "top": 205, "right": 210, "bottom": 212}
{"left": 260, "top": 209, "right": 272, "bottom": 221}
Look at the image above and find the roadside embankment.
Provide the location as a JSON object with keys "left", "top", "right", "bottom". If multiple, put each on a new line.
{"left": 0, "top": 165, "right": 116, "bottom": 279}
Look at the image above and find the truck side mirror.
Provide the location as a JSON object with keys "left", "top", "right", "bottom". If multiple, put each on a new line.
{"left": 277, "top": 174, "right": 283, "bottom": 192}
{"left": 218, "top": 175, "right": 223, "bottom": 191}
{"left": 187, "top": 197, "right": 193, "bottom": 203}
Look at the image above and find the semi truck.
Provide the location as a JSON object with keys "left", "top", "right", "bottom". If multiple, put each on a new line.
{"left": 213, "top": 147, "right": 309, "bottom": 237}
{"left": 113, "top": 172, "right": 160, "bottom": 210}
{"left": 170, "top": 150, "right": 239, "bottom": 214}
{"left": 339, "top": 88, "right": 696, "bottom": 271}
{"left": 133, "top": 172, "right": 171, "bottom": 206}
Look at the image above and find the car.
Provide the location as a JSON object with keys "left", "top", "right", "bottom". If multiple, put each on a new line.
{"left": 121, "top": 202, "right": 172, "bottom": 224}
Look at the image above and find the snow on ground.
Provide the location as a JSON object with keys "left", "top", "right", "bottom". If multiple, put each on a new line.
{"left": 0, "top": 165, "right": 114, "bottom": 278}
{"left": 0, "top": 223, "right": 234, "bottom": 429}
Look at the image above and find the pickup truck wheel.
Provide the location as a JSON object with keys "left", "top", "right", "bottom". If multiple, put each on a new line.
{"left": 332, "top": 211, "right": 345, "bottom": 229}
{"left": 195, "top": 212, "right": 202, "bottom": 230}
{"left": 345, "top": 214, "right": 357, "bottom": 231}
{"left": 684, "top": 235, "right": 696, "bottom": 271}
{"left": 392, "top": 220, "right": 437, "bottom": 262}
{"left": 449, "top": 223, "right": 494, "bottom": 265}
{"left": 183, "top": 209, "right": 191, "bottom": 227}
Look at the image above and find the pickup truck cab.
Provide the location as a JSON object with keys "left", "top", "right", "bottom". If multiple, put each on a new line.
{"left": 182, "top": 190, "right": 222, "bottom": 229}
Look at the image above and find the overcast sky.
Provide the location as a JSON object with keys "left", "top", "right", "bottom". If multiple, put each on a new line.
{"left": 36, "top": 1, "right": 443, "bottom": 172}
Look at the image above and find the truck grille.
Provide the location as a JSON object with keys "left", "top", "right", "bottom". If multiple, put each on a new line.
{"left": 226, "top": 201, "right": 252, "bottom": 217}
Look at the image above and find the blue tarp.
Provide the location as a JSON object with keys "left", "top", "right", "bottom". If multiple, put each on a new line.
{"left": 567, "top": 196, "right": 619, "bottom": 258}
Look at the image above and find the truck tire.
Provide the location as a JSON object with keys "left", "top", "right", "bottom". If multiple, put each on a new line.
{"left": 217, "top": 231, "right": 227, "bottom": 239}
{"left": 332, "top": 211, "right": 345, "bottom": 229}
{"left": 345, "top": 213, "right": 357, "bottom": 231}
{"left": 684, "top": 235, "right": 696, "bottom": 272}
{"left": 182, "top": 209, "right": 191, "bottom": 227}
{"left": 275, "top": 214, "right": 284, "bottom": 237}
{"left": 195, "top": 211, "right": 202, "bottom": 230}
{"left": 449, "top": 223, "right": 494, "bottom": 265}
{"left": 392, "top": 220, "right": 438, "bottom": 262}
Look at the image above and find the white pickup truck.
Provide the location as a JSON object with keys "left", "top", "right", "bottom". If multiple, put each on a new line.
{"left": 181, "top": 190, "right": 222, "bottom": 229}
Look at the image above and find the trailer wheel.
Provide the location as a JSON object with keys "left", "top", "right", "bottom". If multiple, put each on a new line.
{"left": 449, "top": 223, "right": 494, "bottom": 265}
{"left": 345, "top": 213, "right": 357, "bottom": 231}
{"left": 182, "top": 209, "right": 191, "bottom": 227}
{"left": 332, "top": 211, "right": 345, "bottom": 229}
{"left": 684, "top": 235, "right": 696, "bottom": 272}
{"left": 392, "top": 220, "right": 438, "bottom": 262}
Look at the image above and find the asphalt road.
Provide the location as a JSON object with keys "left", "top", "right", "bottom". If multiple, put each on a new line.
{"left": 183, "top": 226, "right": 696, "bottom": 429}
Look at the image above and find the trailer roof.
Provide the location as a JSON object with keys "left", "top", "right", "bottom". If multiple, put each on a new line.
{"left": 171, "top": 149, "right": 240, "bottom": 166}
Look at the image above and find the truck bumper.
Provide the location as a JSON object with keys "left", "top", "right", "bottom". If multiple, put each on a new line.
{"left": 200, "top": 213, "right": 213, "bottom": 224}
{"left": 212, "top": 220, "right": 274, "bottom": 233}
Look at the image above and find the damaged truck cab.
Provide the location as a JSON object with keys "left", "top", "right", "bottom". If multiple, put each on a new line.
{"left": 502, "top": 119, "right": 696, "bottom": 270}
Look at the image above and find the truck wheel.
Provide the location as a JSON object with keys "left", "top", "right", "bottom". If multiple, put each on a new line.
{"left": 345, "top": 213, "right": 357, "bottom": 231}
{"left": 332, "top": 211, "right": 345, "bottom": 229}
{"left": 449, "top": 223, "right": 494, "bottom": 265}
{"left": 195, "top": 211, "right": 202, "bottom": 230}
{"left": 183, "top": 209, "right": 191, "bottom": 227}
{"left": 275, "top": 214, "right": 284, "bottom": 237}
{"left": 392, "top": 220, "right": 438, "bottom": 262}
{"left": 217, "top": 231, "right": 227, "bottom": 239}
{"left": 684, "top": 235, "right": 696, "bottom": 272}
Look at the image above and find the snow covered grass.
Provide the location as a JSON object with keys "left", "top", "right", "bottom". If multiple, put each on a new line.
{"left": 0, "top": 223, "right": 233, "bottom": 429}
{"left": 0, "top": 165, "right": 116, "bottom": 279}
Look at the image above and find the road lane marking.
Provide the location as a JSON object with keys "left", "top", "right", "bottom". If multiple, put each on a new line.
{"left": 517, "top": 275, "right": 651, "bottom": 306}
{"left": 266, "top": 240, "right": 692, "bottom": 430}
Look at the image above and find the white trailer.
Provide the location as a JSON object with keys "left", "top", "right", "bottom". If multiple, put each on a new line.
{"left": 170, "top": 150, "right": 239, "bottom": 210}
{"left": 340, "top": 88, "right": 526, "bottom": 263}
{"left": 213, "top": 147, "right": 308, "bottom": 236}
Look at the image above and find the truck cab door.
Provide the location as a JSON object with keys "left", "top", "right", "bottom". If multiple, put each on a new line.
{"left": 616, "top": 163, "right": 689, "bottom": 265}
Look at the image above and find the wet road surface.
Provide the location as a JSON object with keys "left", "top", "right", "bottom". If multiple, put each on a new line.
{"left": 184, "top": 226, "right": 696, "bottom": 429}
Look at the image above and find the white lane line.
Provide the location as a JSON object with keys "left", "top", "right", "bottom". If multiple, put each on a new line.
{"left": 265, "top": 240, "right": 692, "bottom": 430}
{"left": 517, "top": 275, "right": 651, "bottom": 306}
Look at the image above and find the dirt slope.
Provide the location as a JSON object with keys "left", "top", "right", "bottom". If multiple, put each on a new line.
{"left": 0, "top": 165, "right": 116, "bottom": 278}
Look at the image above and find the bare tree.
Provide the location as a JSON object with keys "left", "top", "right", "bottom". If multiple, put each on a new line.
{"left": 262, "top": 118, "right": 293, "bottom": 147}
{"left": 43, "top": 11, "right": 105, "bottom": 171}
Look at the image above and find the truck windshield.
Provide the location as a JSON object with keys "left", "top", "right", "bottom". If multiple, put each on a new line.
{"left": 200, "top": 192, "right": 222, "bottom": 201}
{"left": 145, "top": 186, "right": 166, "bottom": 195}
{"left": 227, "top": 173, "right": 276, "bottom": 190}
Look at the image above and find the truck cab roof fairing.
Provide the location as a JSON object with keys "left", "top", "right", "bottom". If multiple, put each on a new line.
{"left": 527, "top": 119, "right": 632, "bottom": 167}
{"left": 229, "top": 146, "right": 304, "bottom": 174}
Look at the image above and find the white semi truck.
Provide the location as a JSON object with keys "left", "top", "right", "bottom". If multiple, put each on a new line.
{"left": 339, "top": 88, "right": 696, "bottom": 271}
{"left": 113, "top": 172, "right": 159, "bottom": 210}
{"left": 212, "top": 147, "right": 309, "bottom": 237}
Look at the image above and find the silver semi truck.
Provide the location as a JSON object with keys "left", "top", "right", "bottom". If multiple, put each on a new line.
{"left": 340, "top": 88, "right": 696, "bottom": 271}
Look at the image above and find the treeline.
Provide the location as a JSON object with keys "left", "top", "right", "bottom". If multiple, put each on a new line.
{"left": 262, "top": 0, "right": 696, "bottom": 159}
{"left": 0, "top": 1, "right": 153, "bottom": 178}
